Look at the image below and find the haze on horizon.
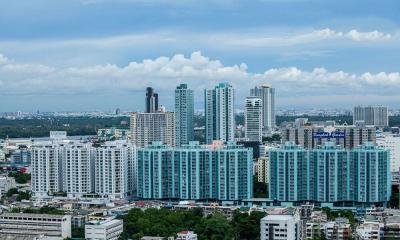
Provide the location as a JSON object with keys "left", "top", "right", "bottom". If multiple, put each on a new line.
{"left": 1, "top": 0, "right": 400, "bottom": 112}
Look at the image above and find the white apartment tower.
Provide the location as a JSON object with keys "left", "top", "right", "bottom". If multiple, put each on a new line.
{"left": 175, "top": 84, "right": 194, "bottom": 146}
{"left": 130, "top": 112, "right": 175, "bottom": 147}
{"left": 94, "top": 142, "right": 136, "bottom": 199}
{"left": 245, "top": 96, "right": 263, "bottom": 142}
{"left": 250, "top": 84, "right": 275, "bottom": 134}
{"left": 31, "top": 144, "right": 63, "bottom": 198}
{"left": 31, "top": 141, "right": 135, "bottom": 200}
{"left": 205, "top": 82, "right": 235, "bottom": 144}
{"left": 62, "top": 143, "right": 93, "bottom": 198}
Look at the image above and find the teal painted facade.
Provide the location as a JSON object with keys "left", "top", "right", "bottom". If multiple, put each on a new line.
{"left": 137, "top": 141, "right": 253, "bottom": 201}
{"left": 270, "top": 142, "right": 391, "bottom": 207}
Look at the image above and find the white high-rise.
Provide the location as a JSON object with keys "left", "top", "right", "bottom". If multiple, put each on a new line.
{"left": 31, "top": 141, "right": 135, "bottom": 200}
{"left": 205, "top": 82, "right": 235, "bottom": 144}
{"left": 250, "top": 84, "right": 275, "bottom": 134}
{"left": 377, "top": 134, "right": 400, "bottom": 172}
{"left": 175, "top": 84, "right": 194, "bottom": 146}
{"left": 245, "top": 96, "right": 263, "bottom": 142}
{"left": 31, "top": 144, "right": 63, "bottom": 198}
{"left": 94, "top": 142, "right": 136, "bottom": 199}
{"left": 62, "top": 143, "right": 93, "bottom": 198}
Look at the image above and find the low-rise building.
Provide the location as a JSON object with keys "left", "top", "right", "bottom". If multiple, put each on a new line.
{"left": 85, "top": 218, "right": 123, "bottom": 240}
{"left": 176, "top": 230, "right": 197, "bottom": 240}
{"left": 323, "top": 217, "right": 352, "bottom": 240}
{"left": 0, "top": 213, "right": 71, "bottom": 239}
{"left": 260, "top": 208, "right": 302, "bottom": 240}
{"left": 0, "top": 175, "right": 16, "bottom": 198}
{"left": 356, "top": 221, "right": 383, "bottom": 240}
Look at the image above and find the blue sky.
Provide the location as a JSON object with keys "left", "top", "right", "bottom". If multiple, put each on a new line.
{"left": 0, "top": 0, "right": 400, "bottom": 111}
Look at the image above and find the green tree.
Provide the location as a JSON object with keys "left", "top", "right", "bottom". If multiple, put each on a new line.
{"left": 231, "top": 210, "right": 266, "bottom": 240}
{"left": 16, "top": 191, "right": 31, "bottom": 201}
{"left": 72, "top": 226, "right": 85, "bottom": 239}
{"left": 195, "top": 213, "right": 234, "bottom": 240}
{"left": 8, "top": 172, "right": 31, "bottom": 184}
{"left": 6, "top": 188, "right": 18, "bottom": 197}
{"left": 253, "top": 176, "right": 268, "bottom": 198}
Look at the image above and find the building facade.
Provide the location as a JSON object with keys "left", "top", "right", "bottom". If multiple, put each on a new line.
{"left": 245, "top": 96, "right": 263, "bottom": 143}
{"left": 281, "top": 122, "right": 376, "bottom": 149}
{"left": 31, "top": 144, "right": 63, "bottom": 198}
{"left": 354, "top": 106, "right": 388, "bottom": 127}
{"left": 257, "top": 157, "right": 269, "bottom": 185}
{"left": 94, "top": 142, "right": 136, "bottom": 200}
{"left": 205, "top": 82, "right": 235, "bottom": 144}
{"left": 136, "top": 141, "right": 253, "bottom": 201}
{"left": 377, "top": 134, "right": 400, "bottom": 172}
{"left": 145, "top": 87, "right": 159, "bottom": 113}
{"left": 31, "top": 141, "right": 135, "bottom": 200}
{"left": 269, "top": 142, "right": 391, "bottom": 207}
{"left": 250, "top": 84, "right": 275, "bottom": 133}
{"left": 175, "top": 84, "right": 194, "bottom": 146}
{"left": 260, "top": 209, "right": 302, "bottom": 240}
{"left": 85, "top": 218, "right": 123, "bottom": 240}
{"left": 0, "top": 213, "right": 71, "bottom": 239}
{"left": 130, "top": 112, "right": 175, "bottom": 147}
{"left": 62, "top": 143, "right": 93, "bottom": 198}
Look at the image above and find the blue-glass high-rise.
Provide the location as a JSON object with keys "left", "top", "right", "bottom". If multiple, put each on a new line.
{"left": 175, "top": 84, "right": 194, "bottom": 146}
{"left": 137, "top": 141, "right": 253, "bottom": 201}
{"left": 269, "top": 142, "right": 391, "bottom": 207}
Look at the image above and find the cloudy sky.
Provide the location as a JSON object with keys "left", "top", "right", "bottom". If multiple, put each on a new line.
{"left": 1, "top": 0, "right": 400, "bottom": 112}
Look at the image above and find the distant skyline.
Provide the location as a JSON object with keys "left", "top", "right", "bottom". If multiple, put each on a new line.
{"left": 1, "top": 0, "right": 400, "bottom": 111}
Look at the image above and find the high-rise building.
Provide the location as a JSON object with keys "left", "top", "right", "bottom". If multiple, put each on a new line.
{"left": 175, "top": 84, "right": 194, "bottom": 146}
{"left": 31, "top": 144, "right": 63, "bottom": 198}
{"left": 94, "top": 142, "right": 136, "bottom": 200}
{"left": 353, "top": 106, "right": 389, "bottom": 127}
{"left": 62, "top": 143, "right": 93, "bottom": 198}
{"left": 245, "top": 96, "right": 263, "bottom": 143}
{"left": 136, "top": 141, "right": 253, "bottom": 201}
{"left": 280, "top": 121, "right": 376, "bottom": 149}
{"left": 31, "top": 141, "right": 135, "bottom": 200}
{"left": 269, "top": 142, "right": 391, "bottom": 207}
{"left": 130, "top": 112, "right": 175, "bottom": 147}
{"left": 260, "top": 208, "right": 302, "bottom": 240}
{"left": 250, "top": 84, "right": 275, "bottom": 133}
{"left": 145, "top": 87, "right": 159, "bottom": 113}
{"left": 205, "top": 82, "right": 235, "bottom": 144}
{"left": 377, "top": 134, "right": 400, "bottom": 172}
{"left": 257, "top": 157, "right": 269, "bottom": 185}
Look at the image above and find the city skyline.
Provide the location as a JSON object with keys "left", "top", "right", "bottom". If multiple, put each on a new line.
{"left": 1, "top": 1, "right": 400, "bottom": 111}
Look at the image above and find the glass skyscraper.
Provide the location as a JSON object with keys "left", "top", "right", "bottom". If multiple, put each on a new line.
{"left": 175, "top": 84, "right": 194, "bottom": 146}
{"left": 269, "top": 142, "right": 391, "bottom": 207}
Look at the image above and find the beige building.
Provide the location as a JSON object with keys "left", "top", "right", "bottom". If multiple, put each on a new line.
{"left": 257, "top": 157, "right": 269, "bottom": 184}
{"left": 130, "top": 112, "right": 175, "bottom": 147}
{"left": 281, "top": 121, "right": 376, "bottom": 149}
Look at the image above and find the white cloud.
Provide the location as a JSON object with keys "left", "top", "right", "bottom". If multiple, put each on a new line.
{"left": 0, "top": 54, "right": 9, "bottom": 65}
{"left": 315, "top": 28, "right": 392, "bottom": 41}
{"left": 228, "top": 28, "right": 394, "bottom": 47}
{"left": 0, "top": 52, "right": 399, "bottom": 100}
